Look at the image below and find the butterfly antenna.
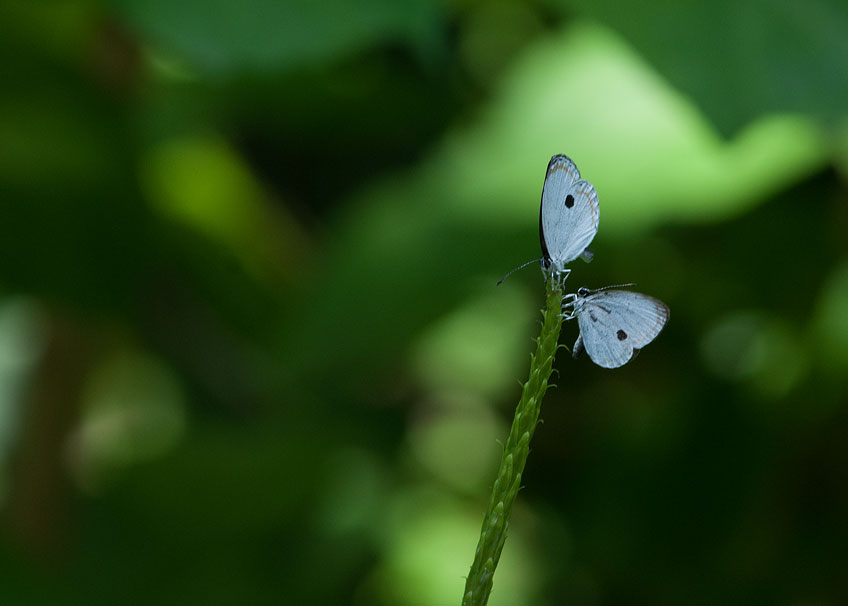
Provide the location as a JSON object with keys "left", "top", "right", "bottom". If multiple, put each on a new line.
{"left": 497, "top": 259, "right": 543, "bottom": 286}
{"left": 593, "top": 282, "right": 637, "bottom": 292}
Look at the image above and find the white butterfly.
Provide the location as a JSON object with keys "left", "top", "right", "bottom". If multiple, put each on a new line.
{"left": 562, "top": 286, "right": 669, "bottom": 368}
{"left": 499, "top": 155, "right": 599, "bottom": 286}
{"left": 539, "top": 155, "right": 599, "bottom": 282}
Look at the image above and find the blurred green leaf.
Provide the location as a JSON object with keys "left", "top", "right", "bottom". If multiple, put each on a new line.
{"left": 434, "top": 22, "right": 828, "bottom": 236}
{"left": 556, "top": 0, "right": 848, "bottom": 135}
{"left": 115, "top": 0, "right": 443, "bottom": 75}
{"left": 141, "top": 134, "right": 311, "bottom": 283}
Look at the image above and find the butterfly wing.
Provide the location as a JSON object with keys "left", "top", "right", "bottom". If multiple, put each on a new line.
{"left": 576, "top": 290, "right": 669, "bottom": 368}
{"left": 539, "top": 155, "right": 600, "bottom": 272}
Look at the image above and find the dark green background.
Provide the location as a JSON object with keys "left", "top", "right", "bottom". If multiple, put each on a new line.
{"left": 1, "top": 1, "right": 846, "bottom": 604}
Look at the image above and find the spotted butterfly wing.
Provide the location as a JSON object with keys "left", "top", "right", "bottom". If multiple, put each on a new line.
{"left": 573, "top": 289, "right": 669, "bottom": 368}
{"left": 539, "top": 155, "right": 600, "bottom": 276}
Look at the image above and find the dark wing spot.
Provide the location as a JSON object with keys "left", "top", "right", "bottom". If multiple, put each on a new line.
{"left": 589, "top": 311, "right": 598, "bottom": 323}
{"left": 616, "top": 329, "right": 628, "bottom": 341}
{"left": 565, "top": 194, "right": 575, "bottom": 208}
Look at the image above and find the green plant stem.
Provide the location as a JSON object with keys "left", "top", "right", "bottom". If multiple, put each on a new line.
{"left": 462, "top": 278, "right": 565, "bottom": 606}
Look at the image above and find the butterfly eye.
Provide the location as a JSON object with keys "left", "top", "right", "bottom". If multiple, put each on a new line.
{"left": 577, "top": 287, "right": 590, "bottom": 296}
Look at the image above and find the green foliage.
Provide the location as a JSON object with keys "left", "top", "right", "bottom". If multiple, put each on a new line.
{"left": 0, "top": 1, "right": 846, "bottom": 605}
{"left": 114, "top": 0, "right": 442, "bottom": 74}
{"left": 557, "top": 0, "right": 848, "bottom": 135}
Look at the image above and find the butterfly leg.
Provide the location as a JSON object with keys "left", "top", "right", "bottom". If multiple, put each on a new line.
{"left": 559, "top": 293, "right": 578, "bottom": 320}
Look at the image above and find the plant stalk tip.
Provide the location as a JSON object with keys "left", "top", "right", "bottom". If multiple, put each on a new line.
{"left": 461, "top": 279, "right": 564, "bottom": 606}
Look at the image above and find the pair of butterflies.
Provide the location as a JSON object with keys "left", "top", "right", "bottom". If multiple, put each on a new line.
{"left": 521, "top": 154, "right": 669, "bottom": 369}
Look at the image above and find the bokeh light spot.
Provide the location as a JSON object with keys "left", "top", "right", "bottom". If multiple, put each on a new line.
{"left": 812, "top": 260, "right": 848, "bottom": 374}
{"left": 408, "top": 396, "right": 502, "bottom": 492}
{"left": 411, "top": 286, "right": 536, "bottom": 399}
{"left": 701, "top": 310, "right": 808, "bottom": 399}
{"left": 68, "top": 349, "right": 187, "bottom": 492}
